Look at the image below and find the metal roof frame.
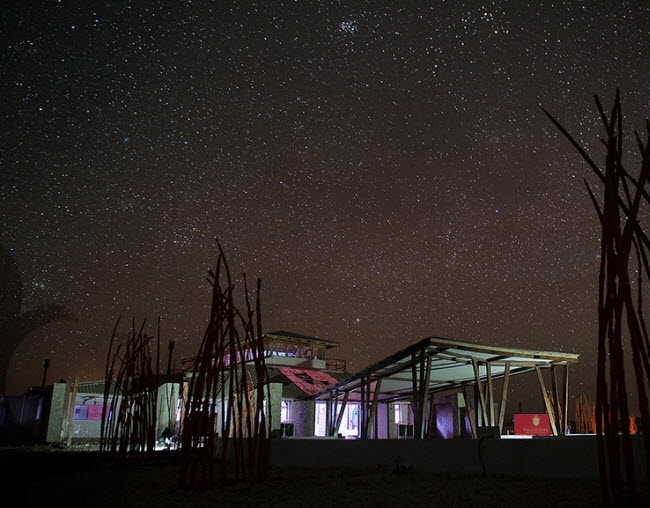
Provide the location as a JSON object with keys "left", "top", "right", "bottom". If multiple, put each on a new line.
{"left": 309, "top": 336, "right": 579, "bottom": 439}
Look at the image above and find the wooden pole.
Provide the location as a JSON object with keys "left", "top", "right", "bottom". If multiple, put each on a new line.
{"left": 471, "top": 359, "right": 489, "bottom": 426}
{"left": 179, "top": 379, "right": 188, "bottom": 439}
{"left": 366, "top": 378, "right": 382, "bottom": 439}
{"left": 486, "top": 362, "right": 495, "bottom": 426}
{"left": 411, "top": 353, "right": 420, "bottom": 438}
{"left": 59, "top": 380, "right": 71, "bottom": 443}
{"left": 498, "top": 363, "right": 511, "bottom": 434}
{"left": 419, "top": 354, "right": 432, "bottom": 439}
{"left": 551, "top": 365, "right": 562, "bottom": 434}
{"left": 462, "top": 384, "right": 477, "bottom": 438}
{"left": 536, "top": 367, "right": 558, "bottom": 436}
{"left": 66, "top": 377, "right": 79, "bottom": 446}
{"left": 325, "top": 393, "right": 333, "bottom": 436}
{"left": 360, "top": 374, "right": 368, "bottom": 439}
{"left": 334, "top": 391, "right": 349, "bottom": 435}
{"left": 563, "top": 364, "right": 569, "bottom": 434}
{"left": 474, "top": 380, "right": 481, "bottom": 427}
{"left": 427, "top": 394, "right": 437, "bottom": 439}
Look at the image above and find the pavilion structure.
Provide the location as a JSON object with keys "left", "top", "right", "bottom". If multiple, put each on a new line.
{"left": 310, "top": 336, "right": 579, "bottom": 439}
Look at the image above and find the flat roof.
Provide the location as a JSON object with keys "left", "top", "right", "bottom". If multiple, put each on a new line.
{"left": 265, "top": 330, "right": 340, "bottom": 349}
{"left": 311, "top": 336, "right": 579, "bottom": 403}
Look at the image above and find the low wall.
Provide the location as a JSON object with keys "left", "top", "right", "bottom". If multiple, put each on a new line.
{"left": 270, "top": 435, "right": 647, "bottom": 480}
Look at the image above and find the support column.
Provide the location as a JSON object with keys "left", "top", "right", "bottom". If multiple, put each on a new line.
{"left": 44, "top": 382, "right": 67, "bottom": 443}
{"left": 325, "top": 393, "right": 333, "bottom": 436}
{"left": 420, "top": 355, "right": 432, "bottom": 439}
{"left": 486, "top": 362, "right": 495, "bottom": 426}
{"left": 536, "top": 367, "right": 558, "bottom": 436}
{"left": 471, "top": 359, "right": 489, "bottom": 426}
{"left": 563, "top": 364, "right": 569, "bottom": 434}
{"left": 366, "top": 378, "right": 382, "bottom": 439}
{"left": 303, "top": 399, "right": 315, "bottom": 437}
{"left": 267, "top": 382, "right": 283, "bottom": 433}
{"left": 65, "top": 377, "right": 79, "bottom": 446}
{"left": 334, "top": 391, "right": 349, "bottom": 436}
{"left": 410, "top": 353, "right": 419, "bottom": 437}
{"left": 551, "top": 365, "right": 562, "bottom": 434}
{"left": 462, "top": 384, "right": 477, "bottom": 439}
{"left": 426, "top": 394, "right": 437, "bottom": 439}
{"left": 360, "top": 374, "right": 368, "bottom": 439}
{"left": 388, "top": 402, "right": 397, "bottom": 439}
{"left": 497, "top": 363, "right": 511, "bottom": 434}
{"left": 156, "top": 382, "right": 180, "bottom": 440}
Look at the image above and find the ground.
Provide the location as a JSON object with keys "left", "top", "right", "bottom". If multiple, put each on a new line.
{"left": 0, "top": 443, "right": 606, "bottom": 507}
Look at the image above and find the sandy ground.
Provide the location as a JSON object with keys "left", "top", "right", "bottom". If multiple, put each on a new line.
{"left": 0, "top": 443, "right": 608, "bottom": 507}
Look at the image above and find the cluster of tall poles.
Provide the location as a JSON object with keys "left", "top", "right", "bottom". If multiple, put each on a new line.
{"left": 545, "top": 90, "right": 650, "bottom": 504}
{"left": 178, "top": 239, "right": 270, "bottom": 487}
{"left": 99, "top": 317, "right": 161, "bottom": 459}
{"left": 98, "top": 240, "right": 270, "bottom": 489}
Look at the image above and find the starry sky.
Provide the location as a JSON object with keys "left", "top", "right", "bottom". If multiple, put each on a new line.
{"left": 2, "top": 1, "right": 650, "bottom": 413}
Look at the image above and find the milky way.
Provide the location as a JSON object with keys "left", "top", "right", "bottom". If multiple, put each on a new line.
{"left": 2, "top": 2, "right": 649, "bottom": 411}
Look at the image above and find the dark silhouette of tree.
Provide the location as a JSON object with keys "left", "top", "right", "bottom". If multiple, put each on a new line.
{"left": 0, "top": 245, "right": 76, "bottom": 394}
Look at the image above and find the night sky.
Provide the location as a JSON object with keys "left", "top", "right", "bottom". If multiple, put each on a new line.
{"left": 2, "top": 2, "right": 649, "bottom": 412}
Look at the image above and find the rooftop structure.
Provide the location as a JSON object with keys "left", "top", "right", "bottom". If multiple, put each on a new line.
{"left": 263, "top": 330, "right": 344, "bottom": 371}
{"left": 311, "top": 336, "right": 579, "bottom": 439}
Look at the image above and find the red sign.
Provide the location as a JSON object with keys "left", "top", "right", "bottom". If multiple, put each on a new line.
{"left": 514, "top": 413, "right": 552, "bottom": 436}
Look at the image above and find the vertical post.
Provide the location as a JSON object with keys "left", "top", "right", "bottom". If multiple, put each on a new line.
{"left": 563, "top": 364, "right": 569, "bottom": 434}
{"left": 166, "top": 340, "right": 175, "bottom": 375}
{"left": 179, "top": 380, "right": 188, "bottom": 439}
{"left": 66, "top": 377, "right": 79, "bottom": 446}
{"left": 536, "top": 367, "right": 558, "bottom": 436}
{"left": 551, "top": 365, "right": 562, "bottom": 434}
{"left": 474, "top": 381, "right": 481, "bottom": 427}
{"left": 410, "top": 353, "right": 419, "bottom": 437}
{"left": 498, "top": 363, "right": 511, "bottom": 434}
{"left": 471, "top": 359, "right": 489, "bottom": 426}
{"left": 419, "top": 354, "right": 432, "bottom": 439}
{"left": 366, "top": 378, "right": 382, "bottom": 439}
{"left": 427, "top": 394, "right": 437, "bottom": 439}
{"left": 486, "top": 362, "right": 495, "bottom": 426}
{"left": 41, "top": 359, "right": 50, "bottom": 386}
{"left": 388, "top": 402, "right": 396, "bottom": 439}
{"left": 360, "top": 374, "right": 368, "bottom": 439}
{"left": 325, "top": 393, "right": 333, "bottom": 436}
{"left": 462, "top": 384, "right": 477, "bottom": 439}
{"left": 303, "top": 400, "right": 315, "bottom": 437}
{"left": 335, "top": 391, "right": 349, "bottom": 435}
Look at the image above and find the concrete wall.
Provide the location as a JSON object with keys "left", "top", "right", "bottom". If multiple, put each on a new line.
{"left": 267, "top": 383, "right": 283, "bottom": 432}
{"left": 69, "top": 419, "right": 102, "bottom": 439}
{"left": 44, "top": 383, "right": 67, "bottom": 442}
{"left": 292, "top": 400, "right": 314, "bottom": 437}
{"left": 156, "top": 383, "right": 180, "bottom": 439}
{"left": 269, "top": 435, "right": 647, "bottom": 480}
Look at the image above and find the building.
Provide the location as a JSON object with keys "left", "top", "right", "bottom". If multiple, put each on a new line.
{"left": 0, "top": 332, "right": 579, "bottom": 444}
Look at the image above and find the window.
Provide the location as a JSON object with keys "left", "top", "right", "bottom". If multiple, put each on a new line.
{"left": 281, "top": 400, "right": 292, "bottom": 423}
{"left": 395, "top": 403, "right": 408, "bottom": 424}
{"left": 314, "top": 402, "right": 327, "bottom": 436}
{"left": 74, "top": 405, "right": 89, "bottom": 420}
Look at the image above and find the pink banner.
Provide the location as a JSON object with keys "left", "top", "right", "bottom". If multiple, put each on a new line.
{"left": 279, "top": 368, "right": 338, "bottom": 396}
{"left": 87, "top": 404, "right": 106, "bottom": 420}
